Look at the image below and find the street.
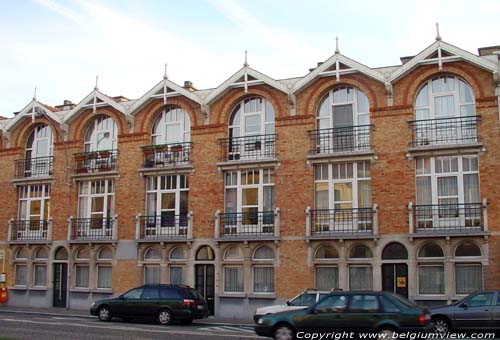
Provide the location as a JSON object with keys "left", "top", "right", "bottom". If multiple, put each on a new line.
{"left": 0, "top": 312, "right": 261, "bottom": 340}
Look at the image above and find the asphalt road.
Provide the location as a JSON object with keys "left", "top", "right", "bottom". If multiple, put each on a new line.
{"left": 0, "top": 312, "right": 262, "bottom": 340}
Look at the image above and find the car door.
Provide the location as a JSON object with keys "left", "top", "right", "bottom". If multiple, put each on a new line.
{"left": 296, "top": 294, "right": 349, "bottom": 333}
{"left": 343, "top": 294, "right": 382, "bottom": 332}
{"left": 453, "top": 292, "right": 494, "bottom": 329}
{"left": 138, "top": 286, "right": 161, "bottom": 317}
{"left": 112, "top": 287, "right": 144, "bottom": 317}
{"left": 491, "top": 292, "right": 500, "bottom": 327}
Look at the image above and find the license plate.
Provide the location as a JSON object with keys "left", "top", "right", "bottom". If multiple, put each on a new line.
{"left": 197, "top": 305, "right": 204, "bottom": 310}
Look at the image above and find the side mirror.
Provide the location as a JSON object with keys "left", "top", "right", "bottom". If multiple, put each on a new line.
{"left": 119, "top": 294, "right": 125, "bottom": 300}
{"left": 459, "top": 303, "right": 468, "bottom": 309}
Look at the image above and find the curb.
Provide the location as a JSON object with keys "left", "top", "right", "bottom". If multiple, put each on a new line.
{"left": 0, "top": 309, "right": 254, "bottom": 327}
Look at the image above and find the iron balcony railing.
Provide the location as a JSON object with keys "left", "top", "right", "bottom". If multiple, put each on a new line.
{"left": 68, "top": 217, "right": 117, "bottom": 241}
{"left": 14, "top": 156, "right": 53, "bottom": 179}
{"left": 142, "top": 142, "right": 192, "bottom": 168}
{"left": 74, "top": 149, "right": 118, "bottom": 174}
{"left": 136, "top": 214, "right": 191, "bottom": 239}
{"left": 8, "top": 219, "right": 51, "bottom": 241}
{"left": 308, "top": 208, "right": 374, "bottom": 236}
{"left": 219, "top": 134, "right": 276, "bottom": 162}
{"left": 309, "top": 125, "right": 372, "bottom": 155}
{"left": 408, "top": 116, "right": 479, "bottom": 147}
{"left": 411, "top": 203, "right": 484, "bottom": 232}
{"left": 215, "top": 209, "right": 280, "bottom": 238}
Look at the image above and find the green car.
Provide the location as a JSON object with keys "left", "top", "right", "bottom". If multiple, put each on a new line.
{"left": 90, "top": 284, "right": 209, "bottom": 325}
{"left": 254, "top": 291, "right": 432, "bottom": 340}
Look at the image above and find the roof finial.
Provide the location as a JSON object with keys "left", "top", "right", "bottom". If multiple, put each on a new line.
{"left": 163, "top": 63, "right": 168, "bottom": 80}
{"left": 94, "top": 74, "right": 99, "bottom": 90}
{"left": 335, "top": 36, "right": 340, "bottom": 54}
{"left": 33, "top": 86, "right": 37, "bottom": 101}
{"left": 244, "top": 50, "right": 249, "bottom": 67}
{"left": 435, "top": 22, "right": 442, "bottom": 41}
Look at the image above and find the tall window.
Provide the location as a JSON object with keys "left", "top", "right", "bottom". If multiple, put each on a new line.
{"left": 348, "top": 245, "right": 373, "bottom": 291}
{"left": 144, "top": 247, "right": 161, "bottom": 284}
{"left": 24, "top": 124, "right": 53, "bottom": 177}
{"left": 84, "top": 115, "right": 118, "bottom": 152}
{"left": 152, "top": 107, "right": 191, "bottom": 145}
{"left": 74, "top": 248, "right": 90, "bottom": 289}
{"left": 33, "top": 248, "right": 48, "bottom": 287}
{"left": 455, "top": 242, "right": 482, "bottom": 294}
{"left": 169, "top": 246, "right": 187, "bottom": 284}
{"left": 314, "top": 245, "right": 339, "bottom": 291}
{"left": 78, "top": 180, "right": 115, "bottom": 220}
{"left": 14, "top": 248, "right": 28, "bottom": 286}
{"left": 96, "top": 247, "right": 113, "bottom": 289}
{"left": 253, "top": 246, "right": 275, "bottom": 293}
{"left": 223, "top": 246, "right": 244, "bottom": 293}
{"left": 18, "top": 184, "right": 51, "bottom": 222}
{"left": 417, "top": 243, "right": 445, "bottom": 295}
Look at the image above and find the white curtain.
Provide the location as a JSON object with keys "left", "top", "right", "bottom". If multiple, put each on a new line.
{"left": 15, "top": 264, "right": 27, "bottom": 285}
{"left": 145, "top": 265, "right": 160, "bottom": 284}
{"left": 34, "top": 264, "right": 46, "bottom": 286}
{"left": 456, "top": 264, "right": 482, "bottom": 294}
{"left": 315, "top": 267, "right": 339, "bottom": 291}
{"left": 416, "top": 177, "right": 432, "bottom": 205}
{"left": 170, "top": 266, "right": 183, "bottom": 285}
{"left": 75, "top": 265, "right": 89, "bottom": 288}
{"left": 463, "top": 174, "right": 480, "bottom": 203}
{"left": 254, "top": 267, "right": 274, "bottom": 293}
{"left": 434, "top": 96, "right": 455, "bottom": 117}
{"left": 97, "top": 266, "right": 112, "bottom": 289}
{"left": 349, "top": 266, "right": 372, "bottom": 290}
{"left": 418, "top": 265, "right": 444, "bottom": 294}
{"left": 224, "top": 267, "right": 244, "bottom": 292}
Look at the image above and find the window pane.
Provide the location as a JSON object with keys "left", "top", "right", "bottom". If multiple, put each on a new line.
{"left": 418, "top": 265, "right": 444, "bottom": 294}
{"left": 254, "top": 267, "right": 274, "bottom": 293}
{"left": 15, "top": 264, "right": 27, "bottom": 285}
{"left": 225, "top": 188, "right": 237, "bottom": 213}
{"left": 349, "top": 266, "right": 372, "bottom": 290}
{"left": 315, "top": 183, "right": 329, "bottom": 210}
{"left": 145, "top": 266, "right": 161, "bottom": 284}
{"left": 332, "top": 105, "right": 354, "bottom": 127}
{"left": 358, "top": 180, "right": 371, "bottom": 208}
{"left": 459, "top": 80, "right": 475, "bottom": 104}
{"left": 349, "top": 295, "right": 379, "bottom": 312}
{"left": 456, "top": 264, "right": 482, "bottom": 294}
{"left": 224, "top": 267, "right": 244, "bottom": 293}
{"left": 415, "top": 84, "right": 429, "bottom": 108}
{"left": 97, "top": 266, "right": 112, "bottom": 289}
{"left": 245, "top": 115, "right": 262, "bottom": 134}
{"left": 463, "top": 174, "right": 480, "bottom": 203}
{"left": 161, "top": 193, "right": 175, "bottom": 211}
{"left": 315, "top": 267, "right": 339, "bottom": 291}
{"left": 437, "top": 177, "right": 458, "bottom": 197}
{"left": 357, "top": 91, "right": 369, "bottom": 114}
{"left": 416, "top": 177, "right": 432, "bottom": 205}
{"left": 334, "top": 183, "right": 352, "bottom": 202}
{"left": 434, "top": 95, "right": 455, "bottom": 117}
{"left": 34, "top": 264, "right": 47, "bottom": 286}
{"left": 242, "top": 188, "right": 258, "bottom": 206}
{"left": 75, "top": 265, "right": 89, "bottom": 288}
{"left": 170, "top": 266, "right": 183, "bottom": 285}
{"left": 263, "top": 186, "right": 274, "bottom": 211}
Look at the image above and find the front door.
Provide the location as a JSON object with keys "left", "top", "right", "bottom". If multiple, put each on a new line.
{"left": 382, "top": 263, "right": 408, "bottom": 298}
{"left": 53, "top": 263, "right": 67, "bottom": 307}
{"left": 195, "top": 264, "right": 215, "bottom": 315}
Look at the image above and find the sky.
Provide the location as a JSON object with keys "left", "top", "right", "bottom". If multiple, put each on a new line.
{"left": 1, "top": 0, "right": 499, "bottom": 117}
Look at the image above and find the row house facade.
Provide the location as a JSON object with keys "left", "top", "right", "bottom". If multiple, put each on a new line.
{"left": 1, "top": 38, "right": 500, "bottom": 318}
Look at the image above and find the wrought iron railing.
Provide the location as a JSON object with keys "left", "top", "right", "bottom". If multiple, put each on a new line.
{"left": 219, "top": 211, "right": 275, "bottom": 237}
{"left": 68, "top": 217, "right": 116, "bottom": 241}
{"left": 219, "top": 134, "right": 276, "bottom": 162}
{"left": 74, "top": 149, "right": 118, "bottom": 174}
{"left": 408, "top": 116, "right": 479, "bottom": 147}
{"left": 137, "top": 214, "right": 189, "bottom": 239}
{"left": 308, "top": 125, "right": 372, "bottom": 155}
{"left": 310, "top": 208, "right": 373, "bottom": 235}
{"left": 413, "top": 203, "right": 483, "bottom": 231}
{"left": 142, "top": 142, "right": 192, "bottom": 168}
{"left": 9, "top": 219, "right": 50, "bottom": 241}
{"left": 14, "top": 156, "right": 53, "bottom": 179}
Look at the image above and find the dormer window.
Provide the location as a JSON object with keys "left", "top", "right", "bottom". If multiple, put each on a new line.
{"left": 84, "top": 115, "right": 117, "bottom": 152}
{"left": 151, "top": 107, "right": 191, "bottom": 145}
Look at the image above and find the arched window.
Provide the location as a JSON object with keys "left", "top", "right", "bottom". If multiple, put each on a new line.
{"left": 74, "top": 247, "right": 90, "bottom": 288}
{"left": 14, "top": 247, "right": 28, "bottom": 286}
{"left": 196, "top": 246, "right": 215, "bottom": 261}
{"left": 97, "top": 247, "right": 113, "bottom": 260}
{"left": 223, "top": 246, "right": 244, "bottom": 293}
{"left": 315, "top": 246, "right": 339, "bottom": 260}
{"left": 84, "top": 115, "right": 118, "bottom": 152}
{"left": 144, "top": 247, "right": 161, "bottom": 261}
{"left": 144, "top": 247, "right": 161, "bottom": 284}
{"left": 455, "top": 242, "right": 482, "bottom": 294}
{"left": 253, "top": 246, "right": 274, "bottom": 260}
{"left": 314, "top": 246, "right": 339, "bottom": 291}
{"left": 35, "top": 248, "right": 48, "bottom": 260}
{"left": 170, "top": 246, "right": 187, "bottom": 261}
{"left": 169, "top": 246, "right": 187, "bottom": 285}
{"left": 418, "top": 243, "right": 444, "bottom": 259}
{"left": 417, "top": 243, "right": 444, "bottom": 295}
{"left": 455, "top": 242, "right": 481, "bottom": 257}
{"left": 348, "top": 245, "right": 373, "bottom": 259}
{"left": 252, "top": 246, "right": 274, "bottom": 293}
{"left": 96, "top": 247, "right": 112, "bottom": 289}
{"left": 151, "top": 107, "right": 191, "bottom": 145}
{"left": 382, "top": 243, "right": 408, "bottom": 260}
{"left": 16, "top": 248, "right": 29, "bottom": 260}
{"left": 224, "top": 246, "right": 244, "bottom": 261}
{"left": 25, "top": 124, "right": 53, "bottom": 159}
{"left": 34, "top": 247, "right": 48, "bottom": 287}
{"left": 54, "top": 247, "right": 68, "bottom": 260}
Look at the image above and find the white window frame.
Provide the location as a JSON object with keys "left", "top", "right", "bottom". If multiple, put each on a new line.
{"left": 223, "top": 265, "right": 244, "bottom": 293}
{"left": 229, "top": 97, "right": 275, "bottom": 138}
{"left": 14, "top": 263, "right": 28, "bottom": 287}
{"left": 84, "top": 115, "right": 118, "bottom": 152}
{"left": 417, "top": 263, "right": 445, "bottom": 296}
{"left": 74, "top": 264, "right": 90, "bottom": 289}
{"left": 77, "top": 180, "right": 115, "bottom": 238}
{"left": 96, "top": 264, "right": 112, "bottom": 289}
{"left": 33, "top": 263, "right": 47, "bottom": 287}
{"left": 317, "top": 86, "right": 370, "bottom": 129}
{"left": 18, "top": 184, "right": 51, "bottom": 240}
{"left": 455, "top": 263, "right": 483, "bottom": 295}
{"left": 26, "top": 124, "right": 54, "bottom": 159}
{"left": 152, "top": 107, "right": 191, "bottom": 145}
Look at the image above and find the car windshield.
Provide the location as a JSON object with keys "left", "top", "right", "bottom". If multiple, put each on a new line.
{"left": 388, "top": 293, "right": 418, "bottom": 308}
{"left": 289, "top": 293, "right": 317, "bottom": 306}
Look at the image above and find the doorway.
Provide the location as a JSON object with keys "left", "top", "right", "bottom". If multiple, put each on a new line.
{"left": 195, "top": 264, "right": 215, "bottom": 315}
{"left": 381, "top": 242, "right": 409, "bottom": 298}
{"left": 53, "top": 263, "right": 67, "bottom": 307}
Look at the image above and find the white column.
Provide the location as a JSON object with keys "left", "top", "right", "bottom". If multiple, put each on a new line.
{"left": 274, "top": 208, "right": 280, "bottom": 237}
{"left": 187, "top": 211, "right": 193, "bottom": 239}
{"left": 408, "top": 203, "right": 414, "bottom": 234}
{"left": 305, "top": 207, "right": 311, "bottom": 237}
{"left": 214, "top": 210, "right": 220, "bottom": 238}
{"left": 135, "top": 214, "right": 141, "bottom": 240}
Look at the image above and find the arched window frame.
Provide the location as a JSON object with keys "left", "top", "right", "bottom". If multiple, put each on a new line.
{"left": 417, "top": 243, "right": 445, "bottom": 296}
{"left": 96, "top": 247, "right": 113, "bottom": 290}
{"left": 25, "top": 124, "right": 54, "bottom": 159}
{"left": 229, "top": 97, "right": 275, "bottom": 139}
{"left": 84, "top": 115, "right": 118, "bottom": 152}
{"left": 151, "top": 106, "right": 191, "bottom": 145}
{"left": 252, "top": 245, "right": 275, "bottom": 294}
{"left": 314, "top": 245, "right": 339, "bottom": 291}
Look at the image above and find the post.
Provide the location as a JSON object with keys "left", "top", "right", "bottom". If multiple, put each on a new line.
{"left": 408, "top": 202, "right": 414, "bottom": 234}
{"left": 187, "top": 211, "right": 193, "bottom": 239}
{"left": 135, "top": 214, "right": 141, "bottom": 240}
{"left": 305, "top": 207, "right": 311, "bottom": 237}
{"left": 47, "top": 217, "right": 53, "bottom": 241}
{"left": 67, "top": 216, "right": 73, "bottom": 241}
{"left": 482, "top": 198, "right": 488, "bottom": 232}
{"left": 7, "top": 218, "right": 13, "bottom": 242}
{"left": 372, "top": 204, "right": 379, "bottom": 235}
{"left": 214, "top": 210, "right": 220, "bottom": 238}
{"left": 274, "top": 208, "right": 280, "bottom": 237}
{"left": 113, "top": 214, "right": 118, "bottom": 240}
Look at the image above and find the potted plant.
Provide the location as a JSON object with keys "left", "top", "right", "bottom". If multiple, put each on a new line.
{"left": 98, "top": 150, "right": 111, "bottom": 158}
{"left": 170, "top": 144, "right": 183, "bottom": 152}
{"left": 154, "top": 144, "right": 168, "bottom": 153}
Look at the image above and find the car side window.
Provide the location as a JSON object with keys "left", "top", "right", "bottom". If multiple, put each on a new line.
{"left": 468, "top": 293, "right": 494, "bottom": 307}
{"left": 123, "top": 288, "right": 144, "bottom": 299}
{"left": 349, "top": 295, "right": 380, "bottom": 313}
{"left": 496, "top": 293, "right": 500, "bottom": 306}
{"left": 314, "top": 295, "right": 347, "bottom": 313}
{"left": 380, "top": 295, "right": 400, "bottom": 313}
{"left": 160, "top": 287, "right": 182, "bottom": 299}
{"left": 288, "top": 295, "right": 303, "bottom": 306}
{"left": 141, "top": 287, "right": 160, "bottom": 299}
{"left": 301, "top": 294, "right": 317, "bottom": 307}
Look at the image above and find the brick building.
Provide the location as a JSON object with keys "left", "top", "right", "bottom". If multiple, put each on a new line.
{"left": 1, "top": 38, "right": 500, "bottom": 318}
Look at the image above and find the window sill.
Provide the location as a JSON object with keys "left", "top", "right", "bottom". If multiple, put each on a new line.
{"left": 29, "top": 287, "right": 48, "bottom": 291}
{"left": 70, "top": 288, "right": 91, "bottom": 293}
{"left": 219, "top": 293, "right": 247, "bottom": 298}
{"left": 248, "top": 293, "right": 276, "bottom": 299}
{"left": 91, "top": 289, "right": 114, "bottom": 294}
{"left": 9, "top": 286, "right": 28, "bottom": 291}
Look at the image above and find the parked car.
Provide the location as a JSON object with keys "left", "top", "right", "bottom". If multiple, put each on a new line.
{"left": 254, "top": 289, "right": 332, "bottom": 322}
{"left": 255, "top": 291, "right": 432, "bottom": 340}
{"left": 430, "top": 290, "right": 500, "bottom": 334}
{"left": 90, "top": 284, "right": 209, "bottom": 325}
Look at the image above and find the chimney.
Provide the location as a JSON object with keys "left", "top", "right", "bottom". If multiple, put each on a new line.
{"left": 55, "top": 100, "right": 76, "bottom": 111}
{"left": 309, "top": 61, "right": 324, "bottom": 72}
{"left": 183, "top": 81, "right": 196, "bottom": 92}
{"left": 478, "top": 45, "right": 500, "bottom": 56}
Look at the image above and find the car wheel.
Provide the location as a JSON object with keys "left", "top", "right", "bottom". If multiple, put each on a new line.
{"left": 273, "top": 324, "right": 294, "bottom": 340}
{"left": 433, "top": 317, "right": 450, "bottom": 335}
{"left": 377, "top": 327, "right": 396, "bottom": 340}
{"left": 157, "top": 309, "right": 173, "bottom": 325}
{"left": 98, "top": 305, "right": 112, "bottom": 322}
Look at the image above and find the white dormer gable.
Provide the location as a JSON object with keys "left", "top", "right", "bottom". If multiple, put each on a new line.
{"left": 4, "top": 99, "right": 62, "bottom": 132}
{"left": 390, "top": 40, "right": 498, "bottom": 82}
{"left": 63, "top": 89, "right": 127, "bottom": 123}
{"left": 204, "top": 66, "right": 289, "bottom": 104}
{"left": 129, "top": 78, "right": 203, "bottom": 115}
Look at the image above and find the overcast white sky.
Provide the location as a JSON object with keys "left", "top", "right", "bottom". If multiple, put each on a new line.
{"left": 1, "top": 0, "right": 499, "bottom": 117}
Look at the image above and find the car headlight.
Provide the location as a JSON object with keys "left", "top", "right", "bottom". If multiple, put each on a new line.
{"left": 257, "top": 318, "right": 264, "bottom": 324}
{"left": 91, "top": 302, "right": 96, "bottom": 307}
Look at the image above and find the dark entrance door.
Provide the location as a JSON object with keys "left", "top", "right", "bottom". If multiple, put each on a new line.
{"left": 195, "top": 264, "right": 215, "bottom": 315}
{"left": 53, "top": 263, "right": 68, "bottom": 307}
{"left": 382, "top": 263, "right": 408, "bottom": 298}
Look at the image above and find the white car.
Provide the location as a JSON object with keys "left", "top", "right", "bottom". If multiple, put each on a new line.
{"left": 253, "top": 290, "right": 331, "bottom": 322}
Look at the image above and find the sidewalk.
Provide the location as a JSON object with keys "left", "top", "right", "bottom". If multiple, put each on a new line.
{"left": 0, "top": 305, "right": 254, "bottom": 326}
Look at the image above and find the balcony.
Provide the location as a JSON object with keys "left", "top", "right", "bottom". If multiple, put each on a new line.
{"left": 141, "top": 142, "right": 192, "bottom": 170}
{"left": 408, "top": 116, "right": 480, "bottom": 150}
{"left": 74, "top": 150, "right": 118, "bottom": 175}
{"left": 305, "top": 206, "right": 378, "bottom": 240}
{"left": 8, "top": 219, "right": 52, "bottom": 243}
{"left": 408, "top": 201, "right": 488, "bottom": 237}
{"left": 308, "top": 125, "right": 373, "bottom": 157}
{"left": 14, "top": 156, "right": 53, "bottom": 180}
{"left": 136, "top": 212, "right": 193, "bottom": 242}
{"left": 215, "top": 209, "right": 280, "bottom": 241}
{"left": 219, "top": 134, "right": 276, "bottom": 163}
{"left": 67, "top": 217, "right": 117, "bottom": 242}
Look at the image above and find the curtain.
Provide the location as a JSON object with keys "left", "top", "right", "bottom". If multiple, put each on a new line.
{"left": 34, "top": 264, "right": 46, "bottom": 286}
{"left": 75, "top": 265, "right": 89, "bottom": 288}
{"left": 254, "top": 267, "right": 274, "bottom": 293}
{"left": 437, "top": 176, "right": 458, "bottom": 198}
{"left": 463, "top": 174, "right": 480, "bottom": 203}
{"left": 434, "top": 96, "right": 455, "bottom": 117}
{"left": 97, "top": 266, "right": 112, "bottom": 289}
{"left": 170, "top": 266, "right": 183, "bottom": 285}
{"left": 15, "top": 264, "right": 27, "bottom": 286}
{"left": 144, "top": 265, "right": 160, "bottom": 284}
{"left": 315, "top": 267, "right": 339, "bottom": 291}
{"left": 224, "top": 267, "right": 244, "bottom": 293}
{"left": 349, "top": 266, "right": 372, "bottom": 290}
{"left": 418, "top": 265, "right": 444, "bottom": 294}
{"left": 456, "top": 264, "right": 482, "bottom": 294}
{"left": 358, "top": 180, "right": 371, "bottom": 208}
